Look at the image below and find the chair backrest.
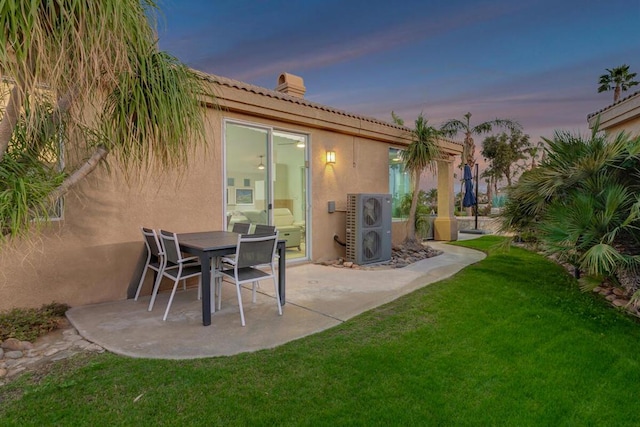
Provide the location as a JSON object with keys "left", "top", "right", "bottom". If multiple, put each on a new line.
{"left": 253, "top": 224, "right": 276, "bottom": 236}
{"left": 141, "top": 227, "right": 162, "bottom": 258}
{"left": 235, "top": 232, "right": 278, "bottom": 269}
{"left": 159, "top": 230, "right": 183, "bottom": 264}
{"left": 232, "top": 222, "right": 251, "bottom": 234}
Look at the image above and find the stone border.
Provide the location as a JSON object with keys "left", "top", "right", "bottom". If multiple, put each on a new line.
{"left": 317, "top": 243, "right": 443, "bottom": 270}
{"left": 0, "top": 322, "right": 104, "bottom": 385}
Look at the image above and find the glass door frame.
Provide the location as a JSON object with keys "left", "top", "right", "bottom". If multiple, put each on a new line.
{"left": 223, "top": 119, "right": 310, "bottom": 261}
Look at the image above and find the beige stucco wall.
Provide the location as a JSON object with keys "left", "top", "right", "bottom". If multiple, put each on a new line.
{"left": 0, "top": 75, "right": 462, "bottom": 310}
{"left": 1, "top": 108, "right": 225, "bottom": 309}
{"left": 605, "top": 120, "right": 640, "bottom": 135}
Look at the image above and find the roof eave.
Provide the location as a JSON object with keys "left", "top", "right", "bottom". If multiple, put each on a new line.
{"left": 195, "top": 71, "right": 463, "bottom": 155}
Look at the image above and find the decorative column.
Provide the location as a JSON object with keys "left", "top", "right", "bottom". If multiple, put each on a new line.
{"left": 434, "top": 156, "right": 458, "bottom": 241}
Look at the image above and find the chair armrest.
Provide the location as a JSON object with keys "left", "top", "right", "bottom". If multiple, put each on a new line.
{"left": 181, "top": 256, "right": 201, "bottom": 265}
{"left": 221, "top": 256, "right": 237, "bottom": 266}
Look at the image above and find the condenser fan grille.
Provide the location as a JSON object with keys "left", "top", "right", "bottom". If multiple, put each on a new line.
{"left": 346, "top": 193, "right": 392, "bottom": 265}
{"left": 362, "top": 197, "right": 382, "bottom": 227}
{"left": 362, "top": 230, "right": 381, "bottom": 260}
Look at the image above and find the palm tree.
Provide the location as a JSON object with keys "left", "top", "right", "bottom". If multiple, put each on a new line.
{"left": 440, "top": 112, "right": 521, "bottom": 168}
{"left": 399, "top": 114, "right": 441, "bottom": 245}
{"left": 525, "top": 141, "right": 544, "bottom": 169}
{"left": 0, "top": 1, "right": 212, "bottom": 240}
{"left": 598, "top": 64, "right": 639, "bottom": 103}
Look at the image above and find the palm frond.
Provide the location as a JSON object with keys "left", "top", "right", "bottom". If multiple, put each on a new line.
{"left": 102, "top": 50, "right": 211, "bottom": 172}
{"left": 581, "top": 244, "right": 625, "bottom": 276}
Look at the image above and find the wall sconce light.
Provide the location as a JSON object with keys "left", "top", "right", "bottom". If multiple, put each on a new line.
{"left": 257, "top": 155, "right": 265, "bottom": 170}
{"left": 326, "top": 150, "right": 336, "bottom": 164}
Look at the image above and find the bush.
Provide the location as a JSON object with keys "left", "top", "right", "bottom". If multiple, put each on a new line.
{"left": 0, "top": 302, "right": 69, "bottom": 342}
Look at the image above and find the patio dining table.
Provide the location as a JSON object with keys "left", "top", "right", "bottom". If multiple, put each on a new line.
{"left": 178, "top": 230, "right": 286, "bottom": 326}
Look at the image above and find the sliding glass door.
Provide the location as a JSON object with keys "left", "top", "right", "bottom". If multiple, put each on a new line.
{"left": 224, "top": 121, "right": 308, "bottom": 260}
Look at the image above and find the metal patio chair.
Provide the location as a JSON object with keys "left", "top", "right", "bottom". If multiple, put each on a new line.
{"left": 218, "top": 232, "right": 282, "bottom": 326}
{"left": 232, "top": 222, "right": 251, "bottom": 234}
{"left": 134, "top": 227, "right": 165, "bottom": 301}
{"left": 252, "top": 224, "right": 276, "bottom": 236}
{"left": 151, "top": 230, "right": 203, "bottom": 321}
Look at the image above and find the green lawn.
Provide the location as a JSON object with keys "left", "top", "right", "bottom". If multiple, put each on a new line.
{"left": 2, "top": 236, "right": 640, "bottom": 426}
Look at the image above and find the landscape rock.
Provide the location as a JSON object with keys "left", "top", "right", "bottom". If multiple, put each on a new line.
{"left": 1, "top": 338, "right": 22, "bottom": 351}
{"left": 4, "top": 359, "right": 24, "bottom": 368}
{"left": 7, "top": 366, "right": 25, "bottom": 377}
{"left": 321, "top": 242, "right": 443, "bottom": 270}
{"left": 613, "top": 299, "right": 630, "bottom": 307}
{"left": 85, "top": 344, "right": 105, "bottom": 353}
{"left": 0, "top": 324, "right": 105, "bottom": 383}
{"left": 4, "top": 350, "right": 24, "bottom": 359}
{"left": 613, "top": 287, "right": 626, "bottom": 297}
{"left": 63, "top": 334, "right": 83, "bottom": 342}
{"left": 74, "top": 339, "right": 91, "bottom": 349}
{"left": 43, "top": 347, "right": 61, "bottom": 357}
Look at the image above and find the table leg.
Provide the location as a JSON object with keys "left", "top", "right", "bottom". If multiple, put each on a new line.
{"left": 200, "top": 254, "right": 212, "bottom": 326}
{"left": 278, "top": 241, "right": 286, "bottom": 306}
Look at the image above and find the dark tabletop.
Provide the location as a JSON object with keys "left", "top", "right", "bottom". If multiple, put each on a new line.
{"left": 177, "top": 231, "right": 239, "bottom": 252}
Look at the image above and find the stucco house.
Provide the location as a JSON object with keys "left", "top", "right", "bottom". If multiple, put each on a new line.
{"left": 588, "top": 90, "right": 640, "bottom": 135}
{"left": 0, "top": 72, "right": 462, "bottom": 311}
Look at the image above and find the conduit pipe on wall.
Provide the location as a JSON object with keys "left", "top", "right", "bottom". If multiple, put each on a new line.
{"left": 333, "top": 234, "right": 347, "bottom": 247}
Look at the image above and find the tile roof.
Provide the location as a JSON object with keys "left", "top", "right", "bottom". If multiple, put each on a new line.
{"left": 587, "top": 90, "right": 640, "bottom": 119}
{"left": 196, "top": 71, "right": 413, "bottom": 133}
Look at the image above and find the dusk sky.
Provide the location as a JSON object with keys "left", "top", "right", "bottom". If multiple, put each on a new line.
{"left": 157, "top": 0, "right": 640, "bottom": 144}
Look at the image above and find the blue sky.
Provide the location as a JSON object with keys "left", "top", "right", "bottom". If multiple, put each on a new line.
{"left": 157, "top": 0, "right": 640, "bottom": 143}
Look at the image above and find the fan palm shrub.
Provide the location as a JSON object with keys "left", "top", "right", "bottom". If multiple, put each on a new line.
{"left": 499, "top": 127, "right": 640, "bottom": 289}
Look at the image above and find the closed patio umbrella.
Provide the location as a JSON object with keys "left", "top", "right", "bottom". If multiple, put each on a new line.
{"left": 462, "top": 164, "right": 476, "bottom": 208}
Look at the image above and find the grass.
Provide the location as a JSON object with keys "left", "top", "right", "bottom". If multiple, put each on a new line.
{"left": 2, "top": 236, "right": 640, "bottom": 425}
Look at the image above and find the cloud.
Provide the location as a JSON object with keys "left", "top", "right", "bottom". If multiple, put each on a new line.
{"left": 188, "top": 0, "right": 526, "bottom": 81}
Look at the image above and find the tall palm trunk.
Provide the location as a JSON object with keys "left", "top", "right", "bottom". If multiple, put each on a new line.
{"left": 406, "top": 169, "right": 420, "bottom": 242}
{"left": 464, "top": 132, "right": 475, "bottom": 168}
{"left": 486, "top": 177, "right": 493, "bottom": 207}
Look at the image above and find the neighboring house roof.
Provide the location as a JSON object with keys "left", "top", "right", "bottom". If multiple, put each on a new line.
{"left": 587, "top": 90, "right": 640, "bottom": 131}
{"left": 587, "top": 90, "right": 640, "bottom": 120}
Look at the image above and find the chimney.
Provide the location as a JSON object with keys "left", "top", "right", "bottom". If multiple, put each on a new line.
{"left": 275, "top": 73, "right": 306, "bottom": 98}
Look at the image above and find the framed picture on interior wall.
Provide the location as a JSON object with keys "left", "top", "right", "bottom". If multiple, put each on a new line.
{"left": 244, "top": 178, "right": 250, "bottom": 187}
{"left": 235, "top": 188, "right": 254, "bottom": 205}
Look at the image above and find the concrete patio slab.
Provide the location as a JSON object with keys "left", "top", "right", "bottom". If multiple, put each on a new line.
{"left": 66, "top": 238, "right": 485, "bottom": 359}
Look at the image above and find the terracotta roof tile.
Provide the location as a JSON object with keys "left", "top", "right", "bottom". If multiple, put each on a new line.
{"left": 587, "top": 90, "right": 640, "bottom": 119}
{"left": 194, "top": 71, "right": 461, "bottom": 146}
{"left": 198, "top": 72, "right": 412, "bottom": 131}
